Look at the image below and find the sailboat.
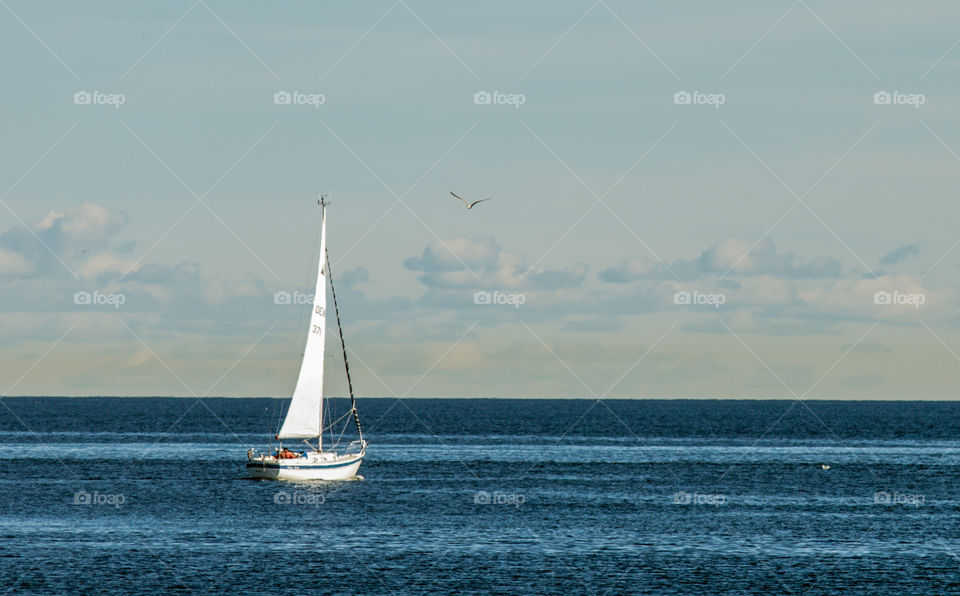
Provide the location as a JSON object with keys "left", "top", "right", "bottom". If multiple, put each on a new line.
{"left": 246, "top": 196, "right": 366, "bottom": 481}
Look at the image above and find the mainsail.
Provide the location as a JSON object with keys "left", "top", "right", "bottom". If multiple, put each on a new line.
{"left": 277, "top": 201, "right": 328, "bottom": 439}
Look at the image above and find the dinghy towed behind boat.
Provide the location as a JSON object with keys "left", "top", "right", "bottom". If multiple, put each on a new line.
{"left": 246, "top": 196, "right": 366, "bottom": 481}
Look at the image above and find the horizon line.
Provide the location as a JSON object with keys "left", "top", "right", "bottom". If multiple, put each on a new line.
{"left": 4, "top": 395, "right": 960, "bottom": 402}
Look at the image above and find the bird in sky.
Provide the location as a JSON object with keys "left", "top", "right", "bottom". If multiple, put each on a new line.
{"left": 450, "top": 191, "right": 491, "bottom": 209}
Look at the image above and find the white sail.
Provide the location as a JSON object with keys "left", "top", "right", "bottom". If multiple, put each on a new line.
{"left": 278, "top": 202, "right": 328, "bottom": 439}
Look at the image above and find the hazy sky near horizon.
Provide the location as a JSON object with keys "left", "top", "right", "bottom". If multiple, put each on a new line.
{"left": 2, "top": 1, "right": 960, "bottom": 398}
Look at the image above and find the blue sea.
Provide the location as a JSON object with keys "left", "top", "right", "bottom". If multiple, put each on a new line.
{"left": 1, "top": 397, "right": 959, "bottom": 594}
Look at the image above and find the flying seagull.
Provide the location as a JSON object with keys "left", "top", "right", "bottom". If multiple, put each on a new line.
{"left": 450, "top": 191, "right": 491, "bottom": 209}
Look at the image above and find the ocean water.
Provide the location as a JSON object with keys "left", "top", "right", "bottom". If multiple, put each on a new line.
{"left": 1, "top": 397, "right": 959, "bottom": 595}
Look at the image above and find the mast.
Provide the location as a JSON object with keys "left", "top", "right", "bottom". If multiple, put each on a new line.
{"left": 317, "top": 195, "right": 327, "bottom": 453}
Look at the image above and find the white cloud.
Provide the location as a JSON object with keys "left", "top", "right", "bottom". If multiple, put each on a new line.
{"left": 599, "top": 256, "right": 665, "bottom": 282}
{"left": 405, "top": 236, "right": 588, "bottom": 290}
{"left": 404, "top": 236, "right": 500, "bottom": 273}
{"left": 601, "top": 238, "right": 842, "bottom": 282}
{"left": 53, "top": 202, "right": 126, "bottom": 240}
{"left": 0, "top": 248, "right": 32, "bottom": 276}
{"left": 76, "top": 252, "right": 138, "bottom": 279}
{"left": 798, "top": 275, "right": 950, "bottom": 322}
{"left": 34, "top": 202, "right": 127, "bottom": 254}
{"left": 0, "top": 202, "right": 130, "bottom": 279}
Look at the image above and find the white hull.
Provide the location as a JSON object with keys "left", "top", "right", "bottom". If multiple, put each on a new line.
{"left": 246, "top": 451, "right": 364, "bottom": 481}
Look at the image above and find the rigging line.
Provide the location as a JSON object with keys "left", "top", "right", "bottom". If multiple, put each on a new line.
{"left": 334, "top": 412, "right": 351, "bottom": 448}
{"left": 328, "top": 413, "right": 349, "bottom": 450}
{"left": 269, "top": 397, "right": 282, "bottom": 440}
{"left": 324, "top": 382, "right": 339, "bottom": 448}
{"left": 325, "top": 248, "right": 364, "bottom": 444}
{"left": 327, "top": 407, "right": 353, "bottom": 426}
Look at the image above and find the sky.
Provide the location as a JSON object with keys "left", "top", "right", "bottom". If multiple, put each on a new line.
{"left": 2, "top": 1, "right": 960, "bottom": 398}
